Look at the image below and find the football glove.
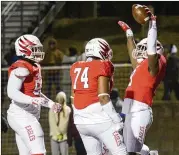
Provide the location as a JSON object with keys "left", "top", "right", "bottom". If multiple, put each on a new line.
{"left": 51, "top": 103, "right": 62, "bottom": 113}
{"left": 143, "top": 5, "right": 156, "bottom": 20}
{"left": 32, "top": 97, "right": 61, "bottom": 112}
{"left": 118, "top": 21, "right": 133, "bottom": 37}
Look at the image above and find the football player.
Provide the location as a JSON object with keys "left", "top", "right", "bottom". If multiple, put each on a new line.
{"left": 70, "top": 38, "right": 127, "bottom": 155}
{"left": 7, "top": 34, "right": 61, "bottom": 155}
{"left": 117, "top": 6, "right": 166, "bottom": 155}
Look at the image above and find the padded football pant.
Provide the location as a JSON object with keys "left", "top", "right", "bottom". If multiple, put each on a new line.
{"left": 76, "top": 121, "right": 127, "bottom": 155}
{"left": 123, "top": 109, "right": 153, "bottom": 153}
{"left": 7, "top": 114, "right": 46, "bottom": 155}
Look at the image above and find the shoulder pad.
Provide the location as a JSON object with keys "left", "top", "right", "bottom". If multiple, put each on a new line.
{"left": 14, "top": 67, "right": 30, "bottom": 77}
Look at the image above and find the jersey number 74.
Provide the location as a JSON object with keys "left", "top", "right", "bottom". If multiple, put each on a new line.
{"left": 73, "top": 67, "right": 89, "bottom": 89}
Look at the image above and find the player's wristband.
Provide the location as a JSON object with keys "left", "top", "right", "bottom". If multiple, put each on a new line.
{"left": 126, "top": 29, "right": 134, "bottom": 38}
{"left": 98, "top": 93, "right": 110, "bottom": 97}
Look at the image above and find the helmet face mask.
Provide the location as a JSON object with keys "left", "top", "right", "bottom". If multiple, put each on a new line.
{"left": 15, "top": 35, "right": 45, "bottom": 63}
{"left": 85, "top": 38, "right": 113, "bottom": 60}
{"left": 132, "top": 38, "right": 164, "bottom": 63}
{"left": 30, "top": 46, "right": 44, "bottom": 62}
{"left": 132, "top": 43, "right": 148, "bottom": 60}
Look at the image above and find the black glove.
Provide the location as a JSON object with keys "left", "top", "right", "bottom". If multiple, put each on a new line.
{"left": 1, "top": 113, "right": 9, "bottom": 133}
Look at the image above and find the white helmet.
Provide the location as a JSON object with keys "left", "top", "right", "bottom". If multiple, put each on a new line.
{"left": 132, "top": 38, "right": 164, "bottom": 60}
{"left": 85, "top": 38, "right": 113, "bottom": 60}
{"left": 15, "top": 34, "right": 44, "bottom": 63}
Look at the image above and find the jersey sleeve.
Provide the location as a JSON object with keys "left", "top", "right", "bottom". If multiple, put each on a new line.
{"left": 98, "top": 60, "right": 114, "bottom": 77}
{"left": 159, "top": 55, "right": 167, "bottom": 71}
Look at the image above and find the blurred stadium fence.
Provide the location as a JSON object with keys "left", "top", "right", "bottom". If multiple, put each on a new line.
{"left": 1, "top": 63, "right": 132, "bottom": 155}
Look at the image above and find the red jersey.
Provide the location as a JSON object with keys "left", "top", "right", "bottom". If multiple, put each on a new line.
{"left": 8, "top": 59, "right": 42, "bottom": 97}
{"left": 124, "top": 55, "right": 166, "bottom": 106}
{"left": 70, "top": 60, "right": 114, "bottom": 109}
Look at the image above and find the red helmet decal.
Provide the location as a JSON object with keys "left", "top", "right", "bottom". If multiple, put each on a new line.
{"left": 98, "top": 40, "right": 110, "bottom": 59}
{"left": 18, "top": 36, "right": 36, "bottom": 56}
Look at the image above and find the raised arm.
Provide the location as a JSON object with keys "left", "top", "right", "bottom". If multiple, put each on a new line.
{"left": 144, "top": 6, "right": 159, "bottom": 76}
{"left": 118, "top": 21, "right": 138, "bottom": 69}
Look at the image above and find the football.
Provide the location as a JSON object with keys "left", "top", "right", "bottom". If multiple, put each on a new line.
{"left": 132, "top": 4, "right": 150, "bottom": 25}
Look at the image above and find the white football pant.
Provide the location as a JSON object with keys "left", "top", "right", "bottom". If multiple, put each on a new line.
{"left": 76, "top": 121, "right": 127, "bottom": 155}
{"left": 123, "top": 109, "right": 153, "bottom": 152}
{"left": 7, "top": 114, "right": 46, "bottom": 155}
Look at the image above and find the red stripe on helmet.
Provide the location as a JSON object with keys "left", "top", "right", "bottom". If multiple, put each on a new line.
{"left": 18, "top": 36, "right": 36, "bottom": 56}
{"left": 98, "top": 40, "right": 110, "bottom": 58}
{"left": 19, "top": 38, "right": 26, "bottom": 45}
{"left": 19, "top": 43, "right": 31, "bottom": 56}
